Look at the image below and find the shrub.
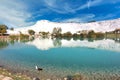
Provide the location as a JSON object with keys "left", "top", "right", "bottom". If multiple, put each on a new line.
{"left": 62, "top": 32, "right": 72, "bottom": 37}
{"left": 9, "top": 35, "right": 19, "bottom": 40}
{"left": 52, "top": 27, "right": 62, "bottom": 36}
{"left": 20, "top": 34, "right": 29, "bottom": 40}
{"left": 28, "top": 29, "right": 35, "bottom": 35}
{"left": 0, "top": 25, "right": 8, "bottom": 35}
{"left": 95, "top": 32, "right": 104, "bottom": 38}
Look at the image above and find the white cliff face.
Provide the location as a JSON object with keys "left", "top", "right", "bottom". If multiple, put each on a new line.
{"left": 26, "top": 38, "right": 120, "bottom": 52}
{"left": 7, "top": 18, "right": 120, "bottom": 34}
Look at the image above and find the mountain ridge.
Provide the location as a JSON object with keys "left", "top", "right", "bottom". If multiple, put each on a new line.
{"left": 7, "top": 18, "right": 120, "bottom": 34}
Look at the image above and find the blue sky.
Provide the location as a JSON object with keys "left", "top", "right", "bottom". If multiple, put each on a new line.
{"left": 0, "top": 0, "right": 120, "bottom": 27}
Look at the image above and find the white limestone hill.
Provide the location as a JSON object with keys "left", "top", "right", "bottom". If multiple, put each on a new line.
{"left": 7, "top": 18, "right": 120, "bottom": 34}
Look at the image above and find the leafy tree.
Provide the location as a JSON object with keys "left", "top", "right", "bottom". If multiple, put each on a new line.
{"left": 114, "top": 28, "right": 120, "bottom": 38}
{"left": 52, "top": 27, "right": 57, "bottom": 35}
{"left": 28, "top": 29, "right": 35, "bottom": 35}
{"left": 80, "top": 33, "right": 84, "bottom": 38}
{"left": 87, "top": 30, "right": 95, "bottom": 38}
{"left": 9, "top": 35, "right": 19, "bottom": 40}
{"left": 52, "top": 27, "right": 62, "bottom": 35}
{"left": 63, "top": 31, "right": 72, "bottom": 37}
{"left": 95, "top": 32, "right": 104, "bottom": 38}
{"left": 52, "top": 27, "right": 62, "bottom": 38}
{"left": 1, "top": 29, "right": 7, "bottom": 34}
{"left": 20, "top": 34, "right": 29, "bottom": 42}
{"left": 0, "top": 25, "right": 8, "bottom": 35}
{"left": 58, "top": 27, "right": 62, "bottom": 34}
{"left": 73, "top": 33, "right": 80, "bottom": 40}
{"left": 39, "top": 32, "right": 49, "bottom": 36}
{"left": 10, "top": 27, "right": 14, "bottom": 31}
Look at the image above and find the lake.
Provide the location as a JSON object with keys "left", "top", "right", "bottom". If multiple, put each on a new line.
{"left": 0, "top": 38, "right": 120, "bottom": 79}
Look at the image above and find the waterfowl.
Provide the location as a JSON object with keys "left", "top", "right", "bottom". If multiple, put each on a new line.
{"left": 33, "top": 77, "right": 40, "bottom": 80}
{"left": 35, "top": 66, "right": 43, "bottom": 71}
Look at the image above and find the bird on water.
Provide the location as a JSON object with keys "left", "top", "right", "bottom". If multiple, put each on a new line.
{"left": 35, "top": 66, "right": 43, "bottom": 71}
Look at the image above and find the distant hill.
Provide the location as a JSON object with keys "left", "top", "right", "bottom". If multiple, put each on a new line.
{"left": 7, "top": 18, "right": 120, "bottom": 34}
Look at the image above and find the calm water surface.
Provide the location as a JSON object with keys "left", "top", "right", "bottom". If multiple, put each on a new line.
{"left": 0, "top": 38, "right": 120, "bottom": 79}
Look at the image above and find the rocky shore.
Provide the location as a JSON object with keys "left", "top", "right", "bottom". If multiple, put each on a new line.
{"left": 0, "top": 75, "right": 13, "bottom": 80}
{"left": 0, "top": 67, "right": 31, "bottom": 80}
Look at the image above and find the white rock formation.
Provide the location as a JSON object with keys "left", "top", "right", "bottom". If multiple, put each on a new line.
{"left": 7, "top": 18, "right": 120, "bottom": 35}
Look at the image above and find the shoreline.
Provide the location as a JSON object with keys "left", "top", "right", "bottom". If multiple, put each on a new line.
{"left": 0, "top": 66, "right": 31, "bottom": 80}
{"left": 1, "top": 64, "right": 120, "bottom": 80}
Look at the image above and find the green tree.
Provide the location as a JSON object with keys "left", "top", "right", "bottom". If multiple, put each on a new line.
{"left": 0, "top": 25, "right": 8, "bottom": 35}
{"left": 52, "top": 27, "right": 62, "bottom": 35}
{"left": 28, "top": 29, "right": 35, "bottom": 35}
{"left": 58, "top": 27, "right": 62, "bottom": 34}
{"left": 52, "top": 27, "right": 62, "bottom": 38}
{"left": 114, "top": 28, "right": 120, "bottom": 39}
{"left": 10, "top": 27, "right": 14, "bottom": 31}
{"left": 87, "top": 30, "right": 95, "bottom": 38}
{"left": 95, "top": 32, "right": 104, "bottom": 38}
{"left": 52, "top": 27, "right": 57, "bottom": 35}
{"left": 63, "top": 31, "right": 72, "bottom": 37}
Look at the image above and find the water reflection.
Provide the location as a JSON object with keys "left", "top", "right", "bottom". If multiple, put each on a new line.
{"left": 0, "top": 40, "right": 8, "bottom": 49}
{"left": 0, "top": 37, "right": 120, "bottom": 79}
{"left": 26, "top": 38, "right": 120, "bottom": 52}
{"left": 53, "top": 38, "right": 62, "bottom": 47}
{"left": 0, "top": 37, "right": 120, "bottom": 52}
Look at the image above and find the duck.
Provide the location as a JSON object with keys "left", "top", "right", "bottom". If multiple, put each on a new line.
{"left": 35, "top": 66, "right": 43, "bottom": 71}
{"left": 33, "top": 77, "right": 40, "bottom": 80}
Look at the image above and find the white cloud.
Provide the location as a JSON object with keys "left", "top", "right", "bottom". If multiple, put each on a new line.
{"left": 79, "top": 0, "right": 120, "bottom": 10}
{"left": 87, "top": 0, "right": 91, "bottom": 9}
{"left": 44, "top": 0, "right": 120, "bottom": 14}
{"left": 62, "top": 18, "right": 83, "bottom": 23}
{"left": 0, "top": 0, "right": 34, "bottom": 27}
{"left": 61, "top": 14, "right": 95, "bottom": 22}
{"left": 78, "top": 0, "right": 102, "bottom": 10}
{"left": 44, "top": 0, "right": 79, "bottom": 14}
{"left": 96, "top": 14, "right": 115, "bottom": 20}
{"left": 43, "top": 0, "right": 103, "bottom": 14}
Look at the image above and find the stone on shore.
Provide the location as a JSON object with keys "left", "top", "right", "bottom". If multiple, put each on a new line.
{"left": 0, "top": 75, "right": 13, "bottom": 80}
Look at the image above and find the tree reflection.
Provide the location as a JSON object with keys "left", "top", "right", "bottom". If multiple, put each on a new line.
{"left": 0, "top": 40, "right": 8, "bottom": 49}
{"left": 53, "top": 38, "right": 62, "bottom": 47}
{"left": 10, "top": 40, "right": 15, "bottom": 45}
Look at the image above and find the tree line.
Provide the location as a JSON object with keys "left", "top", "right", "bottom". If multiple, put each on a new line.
{"left": 1, "top": 24, "right": 120, "bottom": 39}
{"left": 27, "top": 27, "right": 120, "bottom": 39}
